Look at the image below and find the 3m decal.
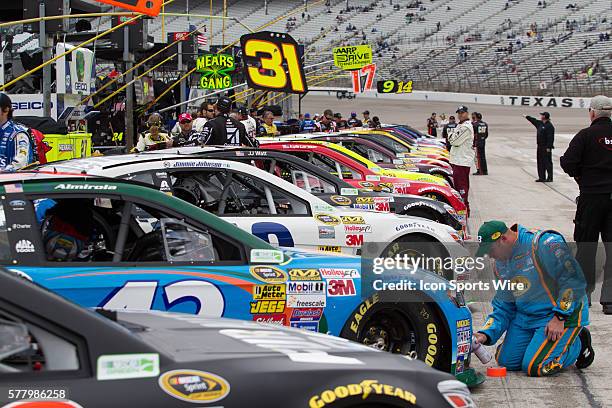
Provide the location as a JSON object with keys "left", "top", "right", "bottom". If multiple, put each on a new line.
{"left": 250, "top": 266, "right": 288, "bottom": 284}
{"left": 97, "top": 353, "right": 160, "bottom": 380}
{"left": 345, "top": 234, "right": 364, "bottom": 247}
{"left": 309, "top": 380, "right": 416, "bottom": 408}
{"left": 288, "top": 268, "right": 322, "bottom": 281}
{"left": 158, "top": 369, "right": 230, "bottom": 403}
{"left": 327, "top": 279, "right": 356, "bottom": 297}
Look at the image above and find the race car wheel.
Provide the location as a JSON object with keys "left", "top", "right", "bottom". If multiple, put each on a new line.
{"left": 420, "top": 192, "right": 448, "bottom": 204}
{"left": 431, "top": 172, "right": 454, "bottom": 187}
{"left": 341, "top": 297, "right": 451, "bottom": 372}
{"left": 401, "top": 208, "right": 442, "bottom": 224}
{"left": 382, "top": 235, "right": 451, "bottom": 279}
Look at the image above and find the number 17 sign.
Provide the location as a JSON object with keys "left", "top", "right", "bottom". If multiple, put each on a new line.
{"left": 94, "top": 0, "right": 163, "bottom": 17}
{"left": 351, "top": 63, "right": 377, "bottom": 93}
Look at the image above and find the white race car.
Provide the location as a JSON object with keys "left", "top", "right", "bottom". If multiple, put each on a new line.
{"left": 37, "top": 154, "right": 468, "bottom": 278}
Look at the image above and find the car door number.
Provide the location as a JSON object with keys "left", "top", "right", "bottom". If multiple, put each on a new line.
{"left": 102, "top": 280, "right": 225, "bottom": 317}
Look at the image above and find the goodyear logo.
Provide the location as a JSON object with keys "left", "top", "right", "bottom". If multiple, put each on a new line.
{"left": 288, "top": 269, "right": 322, "bottom": 281}
{"left": 253, "top": 284, "right": 286, "bottom": 300}
{"left": 250, "top": 266, "right": 288, "bottom": 284}
{"left": 309, "top": 379, "right": 416, "bottom": 408}
{"left": 341, "top": 215, "right": 365, "bottom": 225}
{"left": 315, "top": 214, "right": 342, "bottom": 225}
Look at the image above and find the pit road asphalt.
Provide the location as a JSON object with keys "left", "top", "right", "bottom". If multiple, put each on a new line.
{"left": 301, "top": 95, "right": 610, "bottom": 408}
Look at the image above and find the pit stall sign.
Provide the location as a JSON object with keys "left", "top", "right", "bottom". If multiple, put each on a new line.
{"left": 196, "top": 54, "right": 235, "bottom": 90}
{"left": 332, "top": 45, "right": 376, "bottom": 93}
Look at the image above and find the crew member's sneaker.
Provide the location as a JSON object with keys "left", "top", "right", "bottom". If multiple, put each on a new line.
{"left": 535, "top": 179, "right": 545, "bottom": 182}
{"left": 575, "top": 327, "right": 594, "bottom": 369}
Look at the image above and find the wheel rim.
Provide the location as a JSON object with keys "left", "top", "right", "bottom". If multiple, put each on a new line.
{"left": 358, "top": 311, "right": 417, "bottom": 354}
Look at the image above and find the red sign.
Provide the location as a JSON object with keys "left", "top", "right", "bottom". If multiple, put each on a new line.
{"left": 171, "top": 32, "right": 190, "bottom": 42}
{"left": 94, "top": 0, "right": 163, "bottom": 17}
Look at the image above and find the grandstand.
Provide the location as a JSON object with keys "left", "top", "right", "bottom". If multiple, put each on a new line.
{"left": 3, "top": 0, "right": 610, "bottom": 96}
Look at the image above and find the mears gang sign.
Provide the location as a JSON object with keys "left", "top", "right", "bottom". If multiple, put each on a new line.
{"left": 196, "top": 53, "right": 235, "bottom": 90}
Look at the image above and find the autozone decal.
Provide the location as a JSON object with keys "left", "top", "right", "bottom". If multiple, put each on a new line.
{"left": 327, "top": 279, "right": 356, "bottom": 297}
{"left": 346, "top": 234, "right": 364, "bottom": 247}
{"left": 394, "top": 184, "right": 411, "bottom": 194}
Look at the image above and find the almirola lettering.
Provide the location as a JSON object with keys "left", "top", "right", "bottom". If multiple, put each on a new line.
{"left": 196, "top": 53, "right": 235, "bottom": 90}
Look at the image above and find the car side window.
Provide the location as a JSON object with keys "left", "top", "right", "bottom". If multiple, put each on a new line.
{"left": 0, "top": 310, "right": 80, "bottom": 375}
{"left": 171, "top": 170, "right": 310, "bottom": 216}
{"left": 266, "top": 159, "right": 337, "bottom": 194}
{"left": 311, "top": 153, "right": 363, "bottom": 181}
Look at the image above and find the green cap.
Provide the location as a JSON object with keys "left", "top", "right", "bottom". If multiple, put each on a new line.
{"left": 475, "top": 220, "right": 508, "bottom": 257}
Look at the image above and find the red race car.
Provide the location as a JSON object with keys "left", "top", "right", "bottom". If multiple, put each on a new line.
{"left": 260, "top": 141, "right": 467, "bottom": 227}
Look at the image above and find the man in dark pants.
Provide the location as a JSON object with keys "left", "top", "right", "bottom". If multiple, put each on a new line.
{"left": 442, "top": 115, "right": 457, "bottom": 151}
{"left": 473, "top": 112, "right": 489, "bottom": 175}
{"left": 526, "top": 112, "right": 555, "bottom": 182}
{"left": 560, "top": 95, "right": 612, "bottom": 313}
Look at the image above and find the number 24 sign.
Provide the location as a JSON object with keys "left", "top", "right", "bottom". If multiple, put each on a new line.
{"left": 240, "top": 31, "right": 308, "bottom": 94}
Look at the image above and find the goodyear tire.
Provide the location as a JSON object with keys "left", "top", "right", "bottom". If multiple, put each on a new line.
{"left": 400, "top": 208, "right": 442, "bottom": 224}
{"left": 340, "top": 294, "right": 451, "bottom": 373}
{"left": 382, "top": 235, "right": 451, "bottom": 279}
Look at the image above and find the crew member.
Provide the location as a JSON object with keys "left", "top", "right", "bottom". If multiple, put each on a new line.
{"left": 473, "top": 112, "right": 489, "bottom": 175}
{"left": 201, "top": 96, "right": 253, "bottom": 146}
{"left": 238, "top": 107, "right": 258, "bottom": 144}
{"left": 447, "top": 106, "right": 475, "bottom": 214}
{"left": 135, "top": 113, "right": 172, "bottom": 152}
{"left": 193, "top": 101, "right": 215, "bottom": 132}
{"left": 473, "top": 221, "right": 594, "bottom": 376}
{"left": 560, "top": 95, "right": 612, "bottom": 313}
{"left": 363, "top": 110, "right": 373, "bottom": 128}
{"left": 0, "top": 93, "right": 34, "bottom": 171}
{"left": 526, "top": 112, "right": 555, "bottom": 182}
{"left": 317, "top": 109, "right": 337, "bottom": 133}
{"left": 335, "top": 112, "right": 348, "bottom": 130}
{"left": 347, "top": 112, "right": 363, "bottom": 128}
{"left": 170, "top": 113, "right": 201, "bottom": 147}
{"left": 261, "top": 111, "right": 280, "bottom": 136}
{"left": 300, "top": 113, "right": 316, "bottom": 133}
{"left": 442, "top": 115, "right": 457, "bottom": 150}
{"left": 427, "top": 112, "right": 438, "bottom": 136}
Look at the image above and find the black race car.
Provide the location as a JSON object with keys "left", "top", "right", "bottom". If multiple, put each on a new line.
{"left": 0, "top": 270, "right": 474, "bottom": 408}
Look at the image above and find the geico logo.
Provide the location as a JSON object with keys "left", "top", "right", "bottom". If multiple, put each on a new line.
{"left": 74, "top": 82, "right": 88, "bottom": 91}
{"left": 12, "top": 102, "right": 46, "bottom": 110}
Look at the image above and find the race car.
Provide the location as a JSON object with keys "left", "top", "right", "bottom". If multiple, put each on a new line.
{"left": 260, "top": 136, "right": 450, "bottom": 187}
{"left": 0, "top": 270, "right": 476, "bottom": 407}
{"left": 34, "top": 155, "right": 468, "bottom": 274}
{"left": 187, "top": 146, "right": 463, "bottom": 232}
{"left": 350, "top": 130, "right": 451, "bottom": 163}
{"left": 308, "top": 134, "right": 454, "bottom": 186}
{"left": 0, "top": 173, "right": 475, "bottom": 380}
{"left": 350, "top": 129, "right": 449, "bottom": 157}
{"left": 256, "top": 140, "right": 467, "bottom": 221}
{"left": 382, "top": 125, "right": 449, "bottom": 147}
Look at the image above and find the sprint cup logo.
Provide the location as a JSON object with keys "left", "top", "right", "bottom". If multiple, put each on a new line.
{"left": 158, "top": 370, "right": 230, "bottom": 403}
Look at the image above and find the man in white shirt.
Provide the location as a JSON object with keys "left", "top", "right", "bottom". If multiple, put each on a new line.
{"left": 239, "top": 106, "right": 257, "bottom": 144}
{"left": 447, "top": 105, "right": 475, "bottom": 215}
{"left": 193, "top": 101, "right": 215, "bottom": 132}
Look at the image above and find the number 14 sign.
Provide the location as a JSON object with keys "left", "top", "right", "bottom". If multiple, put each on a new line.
{"left": 351, "top": 63, "right": 377, "bottom": 93}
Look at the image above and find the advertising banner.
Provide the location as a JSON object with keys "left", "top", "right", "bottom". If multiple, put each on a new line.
{"left": 56, "top": 43, "right": 96, "bottom": 96}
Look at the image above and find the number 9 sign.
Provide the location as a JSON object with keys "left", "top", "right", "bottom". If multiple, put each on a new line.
{"left": 240, "top": 32, "right": 308, "bottom": 94}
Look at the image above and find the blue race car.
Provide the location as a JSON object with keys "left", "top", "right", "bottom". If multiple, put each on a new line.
{"left": 0, "top": 172, "right": 474, "bottom": 380}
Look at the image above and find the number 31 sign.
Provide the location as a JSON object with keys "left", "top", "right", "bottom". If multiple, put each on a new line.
{"left": 240, "top": 31, "right": 308, "bottom": 94}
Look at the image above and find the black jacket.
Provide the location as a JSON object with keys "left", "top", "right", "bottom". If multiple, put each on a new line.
{"left": 201, "top": 115, "right": 252, "bottom": 146}
{"left": 526, "top": 116, "right": 555, "bottom": 148}
{"left": 560, "top": 117, "right": 612, "bottom": 194}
